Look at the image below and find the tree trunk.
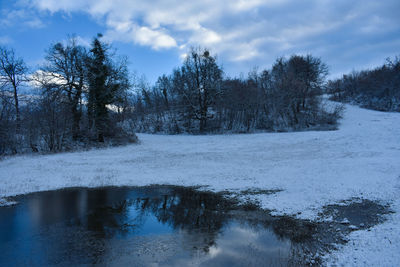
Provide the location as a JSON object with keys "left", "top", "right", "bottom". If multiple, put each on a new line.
{"left": 12, "top": 82, "right": 20, "bottom": 133}
{"left": 71, "top": 90, "right": 82, "bottom": 141}
{"left": 72, "top": 106, "right": 81, "bottom": 140}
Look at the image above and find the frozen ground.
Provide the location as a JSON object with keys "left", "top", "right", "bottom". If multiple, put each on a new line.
{"left": 1, "top": 103, "right": 399, "bottom": 266}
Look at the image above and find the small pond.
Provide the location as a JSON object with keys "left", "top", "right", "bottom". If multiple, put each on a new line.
{"left": 0, "top": 186, "right": 390, "bottom": 266}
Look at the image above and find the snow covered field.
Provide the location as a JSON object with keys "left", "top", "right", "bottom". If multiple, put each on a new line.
{"left": 1, "top": 103, "right": 399, "bottom": 266}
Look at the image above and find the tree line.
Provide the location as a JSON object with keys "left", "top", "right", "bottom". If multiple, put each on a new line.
{"left": 131, "top": 48, "right": 342, "bottom": 134}
{"left": 0, "top": 34, "right": 137, "bottom": 155}
{"left": 10, "top": 36, "right": 396, "bottom": 155}
{"left": 327, "top": 57, "right": 400, "bottom": 112}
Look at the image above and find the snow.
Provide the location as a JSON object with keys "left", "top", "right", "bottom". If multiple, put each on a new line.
{"left": 0, "top": 103, "right": 399, "bottom": 265}
{"left": 0, "top": 198, "right": 17, "bottom": 206}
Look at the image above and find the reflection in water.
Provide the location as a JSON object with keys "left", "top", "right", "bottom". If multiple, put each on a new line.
{"left": 0, "top": 186, "right": 317, "bottom": 266}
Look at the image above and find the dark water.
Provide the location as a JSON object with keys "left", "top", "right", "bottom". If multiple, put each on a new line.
{"left": 0, "top": 186, "right": 390, "bottom": 266}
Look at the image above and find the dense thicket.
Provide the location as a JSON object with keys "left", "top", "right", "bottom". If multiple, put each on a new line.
{"left": 0, "top": 35, "right": 137, "bottom": 155}
{"left": 131, "top": 50, "right": 342, "bottom": 134}
{"left": 327, "top": 57, "right": 400, "bottom": 111}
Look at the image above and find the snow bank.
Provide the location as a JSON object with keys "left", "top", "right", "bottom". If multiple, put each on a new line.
{"left": 0, "top": 197, "right": 17, "bottom": 206}
{"left": 1, "top": 103, "right": 399, "bottom": 265}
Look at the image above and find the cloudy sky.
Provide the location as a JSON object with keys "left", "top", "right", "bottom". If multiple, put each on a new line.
{"left": 1, "top": 0, "right": 399, "bottom": 83}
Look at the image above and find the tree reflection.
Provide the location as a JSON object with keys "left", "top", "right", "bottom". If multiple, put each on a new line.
{"left": 2, "top": 186, "right": 329, "bottom": 266}
{"left": 84, "top": 186, "right": 234, "bottom": 254}
{"left": 84, "top": 186, "right": 318, "bottom": 247}
{"left": 134, "top": 187, "right": 233, "bottom": 231}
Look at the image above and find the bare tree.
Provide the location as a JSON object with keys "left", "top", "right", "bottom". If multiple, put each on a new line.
{"left": 327, "top": 56, "right": 400, "bottom": 112}
{"left": 176, "top": 47, "right": 223, "bottom": 132}
{"left": 0, "top": 46, "right": 27, "bottom": 133}
{"left": 269, "top": 55, "right": 328, "bottom": 127}
{"left": 131, "top": 53, "right": 340, "bottom": 134}
{"left": 40, "top": 37, "right": 87, "bottom": 140}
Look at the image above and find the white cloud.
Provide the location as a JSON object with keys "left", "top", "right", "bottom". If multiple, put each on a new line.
{"left": 133, "top": 26, "right": 177, "bottom": 49}
{"left": 102, "top": 18, "right": 177, "bottom": 50}
{"left": 179, "top": 53, "right": 188, "bottom": 61}
{"left": 1, "top": 8, "right": 46, "bottom": 28}
{"left": 33, "top": 0, "right": 86, "bottom": 13}
{"left": 232, "top": 0, "right": 265, "bottom": 11}
{"left": 20, "top": 0, "right": 400, "bottom": 76}
{"left": 34, "top": 0, "right": 344, "bottom": 60}
{"left": 189, "top": 27, "right": 221, "bottom": 45}
{"left": 25, "top": 17, "right": 45, "bottom": 28}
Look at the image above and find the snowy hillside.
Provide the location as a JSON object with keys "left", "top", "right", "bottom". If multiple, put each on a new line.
{"left": 0, "top": 103, "right": 399, "bottom": 266}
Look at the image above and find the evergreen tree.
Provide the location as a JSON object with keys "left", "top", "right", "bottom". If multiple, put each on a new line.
{"left": 87, "top": 34, "right": 130, "bottom": 142}
{"left": 87, "top": 34, "right": 111, "bottom": 142}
